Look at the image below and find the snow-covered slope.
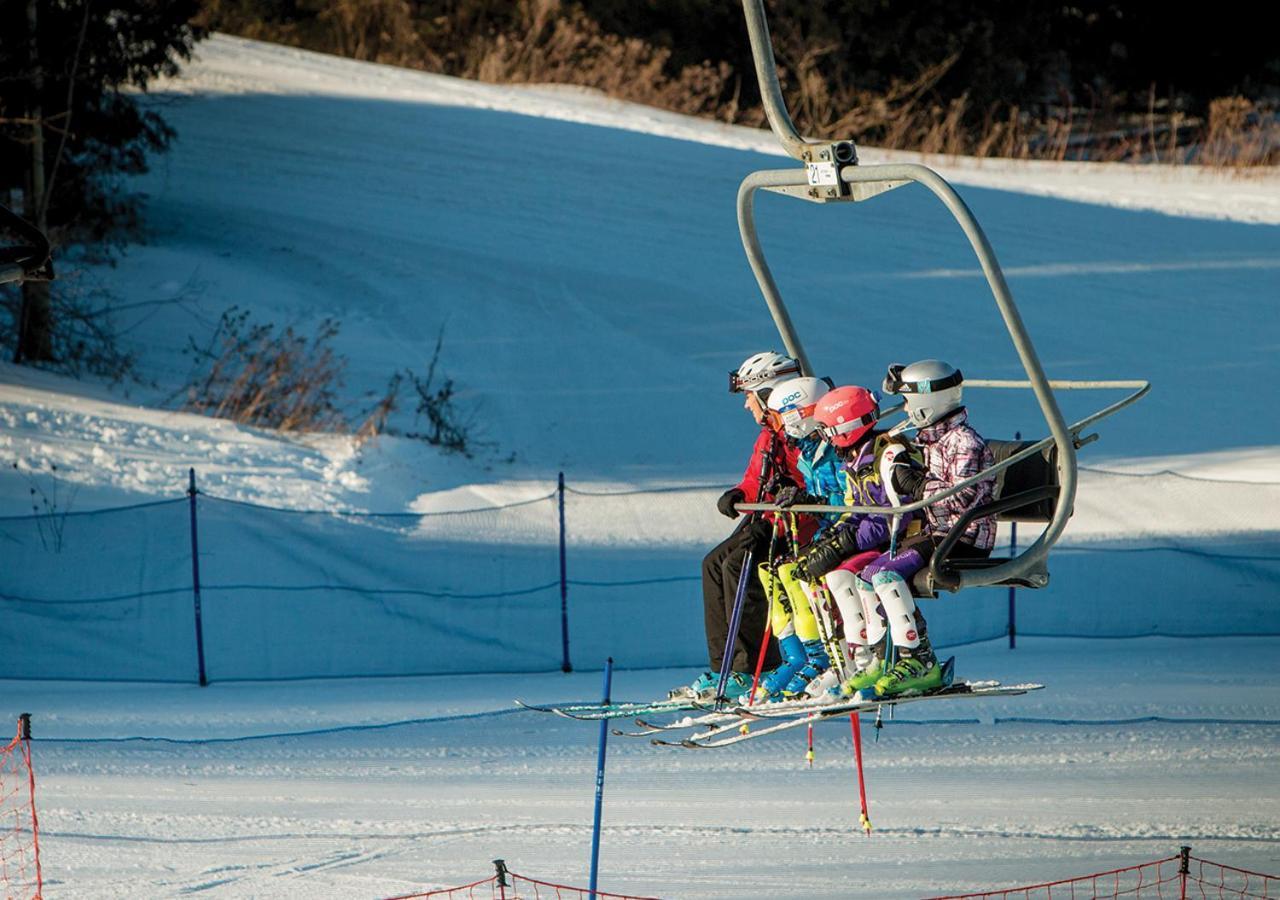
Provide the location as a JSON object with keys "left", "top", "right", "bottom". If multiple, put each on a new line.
{"left": 3, "top": 35, "right": 1278, "bottom": 509}
{"left": 2, "top": 34, "right": 1279, "bottom": 900}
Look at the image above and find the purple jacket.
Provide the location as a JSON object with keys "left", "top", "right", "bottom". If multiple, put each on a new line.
{"left": 832, "top": 433, "right": 918, "bottom": 553}
{"left": 915, "top": 408, "right": 996, "bottom": 551}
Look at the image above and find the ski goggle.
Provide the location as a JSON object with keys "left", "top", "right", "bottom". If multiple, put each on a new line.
{"left": 884, "top": 364, "right": 963, "bottom": 395}
{"left": 779, "top": 406, "right": 817, "bottom": 436}
{"left": 728, "top": 363, "right": 801, "bottom": 394}
{"left": 819, "top": 408, "right": 879, "bottom": 440}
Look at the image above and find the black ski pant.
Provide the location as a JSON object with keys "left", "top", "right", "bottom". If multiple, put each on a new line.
{"left": 702, "top": 517, "right": 781, "bottom": 674}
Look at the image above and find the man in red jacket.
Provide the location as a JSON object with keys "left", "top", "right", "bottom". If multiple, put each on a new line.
{"left": 671, "top": 351, "right": 809, "bottom": 701}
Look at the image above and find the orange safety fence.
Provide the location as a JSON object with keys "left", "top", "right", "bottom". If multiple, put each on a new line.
{"left": 0, "top": 714, "right": 41, "bottom": 900}
{"left": 385, "top": 860, "right": 664, "bottom": 900}
{"left": 926, "top": 846, "right": 1277, "bottom": 900}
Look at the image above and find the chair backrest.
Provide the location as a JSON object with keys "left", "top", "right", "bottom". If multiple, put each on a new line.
{"left": 986, "top": 439, "right": 1061, "bottom": 522}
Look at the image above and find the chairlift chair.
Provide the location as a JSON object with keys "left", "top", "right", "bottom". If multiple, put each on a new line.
{"left": 733, "top": 0, "right": 1150, "bottom": 596}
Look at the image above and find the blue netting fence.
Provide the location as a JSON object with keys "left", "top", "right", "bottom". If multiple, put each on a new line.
{"left": 1, "top": 468, "right": 1277, "bottom": 682}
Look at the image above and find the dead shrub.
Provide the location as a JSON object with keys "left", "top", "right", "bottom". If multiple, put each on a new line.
{"left": 401, "top": 328, "right": 488, "bottom": 457}
{"left": 181, "top": 307, "right": 348, "bottom": 432}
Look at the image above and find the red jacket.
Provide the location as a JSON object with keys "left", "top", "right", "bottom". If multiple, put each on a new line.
{"left": 735, "top": 425, "right": 817, "bottom": 544}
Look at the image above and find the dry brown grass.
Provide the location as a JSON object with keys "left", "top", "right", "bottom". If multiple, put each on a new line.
{"left": 461, "top": 0, "right": 734, "bottom": 120}
{"left": 209, "top": 0, "right": 1278, "bottom": 168}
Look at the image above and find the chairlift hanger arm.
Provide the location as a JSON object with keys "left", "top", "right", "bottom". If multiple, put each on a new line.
{"left": 741, "top": 0, "right": 840, "bottom": 163}
{"left": 734, "top": 0, "right": 1149, "bottom": 590}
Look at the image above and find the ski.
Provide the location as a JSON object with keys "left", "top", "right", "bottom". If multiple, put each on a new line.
{"left": 515, "top": 689, "right": 832, "bottom": 723}
{"left": 658, "top": 682, "right": 1044, "bottom": 749}
{"left": 515, "top": 697, "right": 712, "bottom": 721}
{"left": 611, "top": 692, "right": 853, "bottom": 736}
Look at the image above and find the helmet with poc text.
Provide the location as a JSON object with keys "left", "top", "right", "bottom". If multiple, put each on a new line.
{"left": 730, "top": 351, "right": 801, "bottom": 401}
{"left": 883, "top": 359, "right": 964, "bottom": 429}
{"left": 767, "top": 376, "right": 831, "bottom": 439}
{"left": 812, "top": 385, "right": 880, "bottom": 449}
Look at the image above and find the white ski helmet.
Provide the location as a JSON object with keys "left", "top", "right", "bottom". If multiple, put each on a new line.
{"left": 883, "top": 359, "right": 964, "bottom": 429}
{"left": 767, "top": 376, "right": 831, "bottom": 439}
{"left": 730, "top": 351, "right": 801, "bottom": 400}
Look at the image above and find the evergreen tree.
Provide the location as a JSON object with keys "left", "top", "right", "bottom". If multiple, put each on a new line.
{"left": 0, "top": 0, "right": 204, "bottom": 364}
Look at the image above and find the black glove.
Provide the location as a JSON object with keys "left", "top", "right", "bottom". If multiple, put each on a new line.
{"left": 796, "top": 528, "right": 859, "bottom": 581}
{"left": 717, "top": 487, "right": 745, "bottom": 519}
{"left": 773, "top": 484, "right": 817, "bottom": 508}
{"left": 891, "top": 460, "right": 927, "bottom": 501}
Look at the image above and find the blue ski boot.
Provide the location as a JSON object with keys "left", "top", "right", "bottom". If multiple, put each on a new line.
{"left": 668, "top": 670, "right": 715, "bottom": 701}
{"left": 720, "top": 671, "right": 754, "bottom": 703}
{"left": 781, "top": 639, "right": 831, "bottom": 698}
{"left": 753, "top": 633, "right": 807, "bottom": 703}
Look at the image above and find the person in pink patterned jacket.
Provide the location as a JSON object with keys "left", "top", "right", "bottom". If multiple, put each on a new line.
{"left": 853, "top": 359, "right": 997, "bottom": 697}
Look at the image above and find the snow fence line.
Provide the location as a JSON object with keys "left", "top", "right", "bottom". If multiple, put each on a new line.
{"left": 382, "top": 859, "right": 661, "bottom": 900}
{"left": 2, "top": 469, "right": 1279, "bottom": 683}
{"left": 377, "top": 848, "right": 1280, "bottom": 900}
{"left": 924, "top": 845, "right": 1278, "bottom": 900}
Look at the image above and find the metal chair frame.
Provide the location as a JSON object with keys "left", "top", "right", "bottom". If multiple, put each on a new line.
{"left": 733, "top": 0, "right": 1149, "bottom": 592}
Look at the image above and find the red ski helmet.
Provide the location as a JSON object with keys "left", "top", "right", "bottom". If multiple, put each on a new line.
{"left": 813, "top": 386, "right": 879, "bottom": 449}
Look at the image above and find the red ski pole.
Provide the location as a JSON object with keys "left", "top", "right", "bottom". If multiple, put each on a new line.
{"left": 850, "top": 713, "right": 872, "bottom": 835}
{"left": 747, "top": 515, "right": 784, "bottom": 707}
{"left": 748, "top": 621, "right": 772, "bottom": 705}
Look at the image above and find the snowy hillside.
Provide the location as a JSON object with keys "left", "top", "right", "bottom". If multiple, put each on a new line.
{"left": 2, "top": 33, "right": 1279, "bottom": 900}
{"left": 6, "top": 35, "right": 1280, "bottom": 516}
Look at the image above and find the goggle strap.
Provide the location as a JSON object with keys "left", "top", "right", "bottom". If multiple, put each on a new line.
{"left": 821, "top": 410, "right": 878, "bottom": 438}
{"left": 729, "top": 362, "right": 802, "bottom": 394}
{"left": 893, "top": 369, "right": 963, "bottom": 394}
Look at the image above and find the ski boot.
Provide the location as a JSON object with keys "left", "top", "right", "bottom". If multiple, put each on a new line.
{"left": 804, "top": 667, "right": 841, "bottom": 699}
{"left": 873, "top": 637, "right": 945, "bottom": 697}
{"left": 839, "top": 660, "right": 885, "bottom": 697}
{"left": 754, "top": 634, "right": 806, "bottom": 703}
{"left": 780, "top": 639, "right": 830, "bottom": 699}
{"left": 840, "top": 645, "right": 885, "bottom": 698}
{"left": 719, "top": 671, "right": 754, "bottom": 703}
{"left": 668, "top": 670, "right": 715, "bottom": 701}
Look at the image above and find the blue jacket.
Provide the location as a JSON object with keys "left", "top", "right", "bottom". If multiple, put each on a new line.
{"left": 796, "top": 437, "right": 847, "bottom": 536}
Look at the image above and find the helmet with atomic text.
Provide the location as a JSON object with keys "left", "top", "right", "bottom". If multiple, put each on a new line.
{"left": 767, "top": 376, "right": 831, "bottom": 439}
{"left": 883, "top": 359, "right": 964, "bottom": 429}
{"left": 729, "top": 351, "right": 801, "bottom": 401}
{"left": 813, "top": 385, "right": 880, "bottom": 449}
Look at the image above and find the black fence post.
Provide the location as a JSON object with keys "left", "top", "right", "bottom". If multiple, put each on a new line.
{"left": 1008, "top": 431, "right": 1019, "bottom": 650}
{"left": 558, "top": 472, "right": 572, "bottom": 673}
{"left": 187, "top": 468, "right": 208, "bottom": 686}
{"left": 493, "top": 859, "right": 509, "bottom": 900}
{"left": 1179, "top": 845, "right": 1191, "bottom": 899}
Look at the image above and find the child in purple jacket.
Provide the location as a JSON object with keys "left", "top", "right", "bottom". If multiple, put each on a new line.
{"left": 858, "top": 359, "right": 997, "bottom": 697}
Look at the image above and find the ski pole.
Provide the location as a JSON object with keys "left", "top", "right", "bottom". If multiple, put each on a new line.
{"left": 715, "top": 441, "right": 775, "bottom": 706}
{"left": 714, "top": 546, "right": 753, "bottom": 709}
{"left": 747, "top": 513, "right": 783, "bottom": 705}
{"left": 787, "top": 514, "right": 849, "bottom": 685}
{"left": 850, "top": 713, "right": 872, "bottom": 835}
{"left": 806, "top": 721, "right": 814, "bottom": 768}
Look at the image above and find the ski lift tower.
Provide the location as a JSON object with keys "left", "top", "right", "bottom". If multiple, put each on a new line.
{"left": 735, "top": 0, "right": 1149, "bottom": 595}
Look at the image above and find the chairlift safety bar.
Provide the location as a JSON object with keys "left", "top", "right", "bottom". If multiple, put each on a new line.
{"left": 739, "top": 377, "right": 1150, "bottom": 518}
